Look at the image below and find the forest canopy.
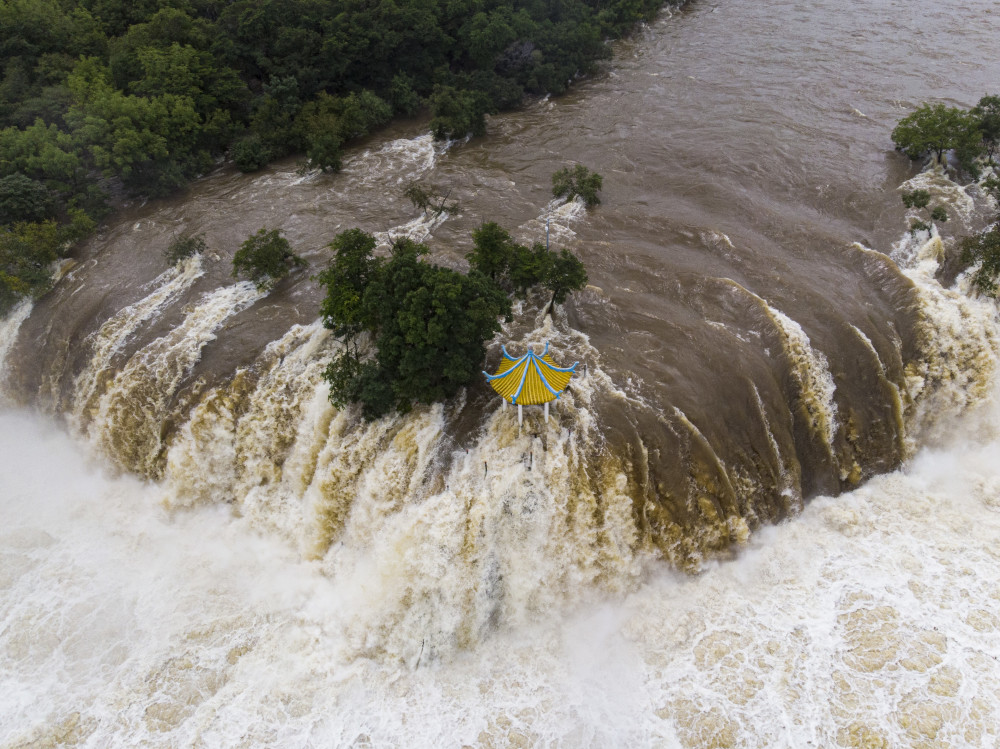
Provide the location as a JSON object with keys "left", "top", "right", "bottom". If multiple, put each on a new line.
{"left": 0, "top": 0, "right": 667, "bottom": 315}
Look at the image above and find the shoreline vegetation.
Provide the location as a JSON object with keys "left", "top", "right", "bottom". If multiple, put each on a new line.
{"left": 1, "top": 0, "right": 678, "bottom": 316}
{"left": 891, "top": 96, "right": 1000, "bottom": 294}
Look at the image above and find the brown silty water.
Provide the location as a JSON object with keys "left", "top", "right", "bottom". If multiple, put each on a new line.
{"left": 4, "top": 0, "right": 1000, "bottom": 572}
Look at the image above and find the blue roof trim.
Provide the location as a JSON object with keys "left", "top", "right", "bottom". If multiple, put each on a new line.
{"left": 532, "top": 357, "right": 561, "bottom": 398}
{"left": 538, "top": 356, "right": 579, "bottom": 374}
{"left": 482, "top": 353, "right": 529, "bottom": 381}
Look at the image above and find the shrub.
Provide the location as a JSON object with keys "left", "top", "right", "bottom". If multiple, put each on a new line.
{"left": 961, "top": 227, "right": 1000, "bottom": 296}
{"left": 231, "top": 135, "right": 272, "bottom": 173}
{"left": 164, "top": 234, "right": 206, "bottom": 266}
{"left": 232, "top": 227, "right": 305, "bottom": 290}
{"left": 552, "top": 164, "right": 603, "bottom": 206}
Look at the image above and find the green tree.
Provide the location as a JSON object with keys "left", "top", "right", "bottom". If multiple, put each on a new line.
{"left": 891, "top": 103, "right": 982, "bottom": 166}
{"left": 0, "top": 174, "right": 53, "bottom": 223}
{"left": 429, "top": 85, "right": 493, "bottom": 140}
{"left": 972, "top": 95, "right": 1000, "bottom": 164}
{"left": 232, "top": 227, "right": 305, "bottom": 290}
{"left": 467, "top": 221, "right": 587, "bottom": 305}
{"left": 467, "top": 221, "right": 521, "bottom": 282}
{"left": 230, "top": 135, "right": 272, "bottom": 173}
{"left": 0, "top": 219, "right": 65, "bottom": 315}
{"left": 316, "top": 227, "right": 379, "bottom": 349}
{"left": 961, "top": 227, "right": 1000, "bottom": 297}
{"left": 508, "top": 241, "right": 551, "bottom": 297}
{"left": 318, "top": 231, "right": 513, "bottom": 420}
{"left": 544, "top": 247, "right": 588, "bottom": 312}
{"left": 164, "top": 233, "right": 205, "bottom": 266}
{"left": 552, "top": 164, "right": 603, "bottom": 206}
{"left": 367, "top": 241, "right": 511, "bottom": 416}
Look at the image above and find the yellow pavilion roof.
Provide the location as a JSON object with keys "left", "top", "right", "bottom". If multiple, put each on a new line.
{"left": 483, "top": 343, "right": 577, "bottom": 405}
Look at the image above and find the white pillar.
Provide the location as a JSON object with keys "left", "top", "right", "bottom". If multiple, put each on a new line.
{"left": 518, "top": 404, "right": 523, "bottom": 426}
{"left": 503, "top": 398, "right": 507, "bottom": 410}
{"left": 544, "top": 401, "right": 549, "bottom": 422}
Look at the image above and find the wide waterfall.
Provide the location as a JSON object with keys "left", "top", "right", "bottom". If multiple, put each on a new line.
{"left": 4, "top": 0, "right": 1000, "bottom": 744}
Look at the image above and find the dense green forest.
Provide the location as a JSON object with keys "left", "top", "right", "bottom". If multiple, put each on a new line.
{"left": 1, "top": 0, "right": 670, "bottom": 315}
{"left": 319, "top": 222, "right": 586, "bottom": 419}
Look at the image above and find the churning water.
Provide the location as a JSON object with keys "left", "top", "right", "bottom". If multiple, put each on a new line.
{"left": 3, "top": 0, "right": 1000, "bottom": 744}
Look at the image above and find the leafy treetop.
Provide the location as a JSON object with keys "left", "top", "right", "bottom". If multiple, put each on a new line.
{"left": 232, "top": 227, "right": 305, "bottom": 291}
{"left": 319, "top": 222, "right": 587, "bottom": 419}
{"left": 552, "top": 164, "right": 604, "bottom": 207}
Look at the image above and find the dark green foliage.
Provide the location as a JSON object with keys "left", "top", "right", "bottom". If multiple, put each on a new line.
{"left": 292, "top": 91, "right": 392, "bottom": 172}
{"left": 545, "top": 247, "right": 588, "bottom": 311}
{"left": 388, "top": 74, "right": 422, "bottom": 117}
{"left": 961, "top": 227, "right": 1000, "bottom": 297}
{"left": 467, "top": 222, "right": 521, "bottom": 283}
{"left": 232, "top": 227, "right": 305, "bottom": 290}
{"left": 509, "top": 242, "right": 553, "bottom": 298}
{"left": 0, "top": 215, "right": 93, "bottom": 315}
{"left": 467, "top": 221, "right": 587, "bottom": 302}
{"left": 164, "top": 233, "right": 206, "bottom": 266}
{"left": 930, "top": 205, "right": 948, "bottom": 223}
{"left": 552, "top": 164, "right": 604, "bottom": 206}
{"left": 0, "top": 174, "right": 53, "bottom": 224}
{"left": 429, "top": 86, "right": 494, "bottom": 140}
{"left": 320, "top": 223, "right": 587, "bottom": 420}
{"left": 467, "top": 222, "right": 551, "bottom": 296}
{"left": 318, "top": 230, "right": 514, "bottom": 420}
{"left": 316, "top": 228, "right": 379, "bottom": 345}
{"left": 972, "top": 96, "right": 1000, "bottom": 164}
{"left": 891, "top": 103, "right": 982, "bottom": 168}
{"left": 1, "top": 0, "right": 672, "bottom": 207}
{"left": 901, "top": 189, "right": 930, "bottom": 210}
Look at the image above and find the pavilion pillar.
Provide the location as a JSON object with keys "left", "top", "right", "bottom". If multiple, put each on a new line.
{"left": 518, "top": 404, "right": 523, "bottom": 426}
{"left": 544, "top": 401, "right": 549, "bottom": 422}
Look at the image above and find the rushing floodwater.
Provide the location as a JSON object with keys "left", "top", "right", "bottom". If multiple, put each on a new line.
{"left": 3, "top": 0, "right": 1000, "bottom": 745}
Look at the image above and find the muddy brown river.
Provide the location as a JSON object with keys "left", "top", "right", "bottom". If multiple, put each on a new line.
{"left": 4, "top": 0, "right": 1000, "bottom": 745}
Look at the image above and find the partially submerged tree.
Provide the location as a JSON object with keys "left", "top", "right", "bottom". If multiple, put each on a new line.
{"left": 429, "top": 86, "right": 494, "bottom": 140}
{"left": 320, "top": 222, "right": 588, "bottom": 419}
{"left": 402, "top": 182, "right": 458, "bottom": 216}
{"left": 552, "top": 164, "right": 603, "bottom": 207}
{"left": 164, "top": 233, "right": 206, "bottom": 266}
{"left": 0, "top": 211, "right": 94, "bottom": 316}
{"left": 891, "top": 103, "right": 982, "bottom": 170}
{"left": 972, "top": 95, "right": 1000, "bottom": 165}
{"left": 319, "top": 233, "right": 510, "bottom": 419}
{"left": 961, "top": 227, "right": 1000, "bottom": 297}
{"left": 544, "top": 248, "right": 588, "bottom": 313}
{"left": 466, "top": 221, "right": 587, "bottom": 303}
{"left": 232, "top": 228, "right": 305, "bottom": 290}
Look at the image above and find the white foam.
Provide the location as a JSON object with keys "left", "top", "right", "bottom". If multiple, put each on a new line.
{"left": 0, "top": 300, "right": 32, "bottom": 401}
{"left": 71, "top": 254, "right": 205, "bottom": 431}
{"left": 88, "top": 282, "right": 263, "bottom": 475}
{"left": 4, "top": 365, "right": 1000, "bottom": 746}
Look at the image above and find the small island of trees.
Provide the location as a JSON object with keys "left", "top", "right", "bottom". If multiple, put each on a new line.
{"left": 318, "top": 223, "right": 587, "bottom": 419}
